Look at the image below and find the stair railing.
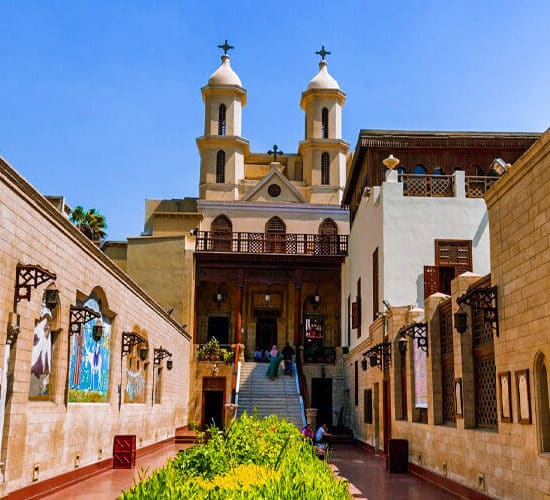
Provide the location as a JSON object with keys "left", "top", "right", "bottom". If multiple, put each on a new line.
{"left": 293, "top": 361, "right": 307, "bottom": 428}
{"left": 232, "top": 344, "right": 242, "bottom": 407}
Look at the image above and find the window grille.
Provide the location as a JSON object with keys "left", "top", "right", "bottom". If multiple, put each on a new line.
{"left": 218, "top": 104, "right": 226, "bottom": 135}
{"left": 439, "top": 300, "right": 455, "bottom": 424}
{"left": 322, "top": 107, "right": 329, "bottom": 138}
{"left": 211, "top": 215, "right": 232, "bottom": 251}
{"left": 321, "top": 152, "right": 330, "bottom": 185}
{"left": 265, "top": 217, "right": 286, "bottom": 253}
{"left": 216, "top": 150, "right": 225, "bottom": 183}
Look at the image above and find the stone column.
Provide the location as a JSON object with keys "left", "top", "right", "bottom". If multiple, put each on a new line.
{"left": 306, "top": 408, "right": 318, "bottom": 426}
{"left": 224, "top": 403, "right": 239, "bottom": 428}
{"left": 294, "top": 282, "right": 302, "bottom": 346}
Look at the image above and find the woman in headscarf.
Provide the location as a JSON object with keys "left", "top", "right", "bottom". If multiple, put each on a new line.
{"left": 266, "top": 345, "right": 282, "bottom": 380}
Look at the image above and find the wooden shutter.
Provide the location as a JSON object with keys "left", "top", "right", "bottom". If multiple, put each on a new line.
{"left": 424, "top": 265, "right": 440, "bottom": 298}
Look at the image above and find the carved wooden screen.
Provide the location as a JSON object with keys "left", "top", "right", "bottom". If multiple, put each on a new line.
{"left": 265, "top": 217, "right": 286, "bottom": 253}
{"left": 319, "top": 218, "right": 338, "bottom": 255}
{"left": 472, "top": 288, "right": 497, "bottom": 429}
{"left": 211, "top": 215, "right": 232, "bottom": 252}
{"left": 436, "top": 240, "right": 472, "bottom": 270}
{"left": 424, "top": 266, "right": 439, "bottom": 298}
{"left": 439, "top": 300, "right": 455, "bottom": 424}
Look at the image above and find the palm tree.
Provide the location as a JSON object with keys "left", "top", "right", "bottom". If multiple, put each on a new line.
{"left": 70, "top": 206, "right": 107, "bottom": 242}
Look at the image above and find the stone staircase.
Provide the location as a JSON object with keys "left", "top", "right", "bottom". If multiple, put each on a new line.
{"left": 236, "top": 362, "right": 305, "bottom": 428}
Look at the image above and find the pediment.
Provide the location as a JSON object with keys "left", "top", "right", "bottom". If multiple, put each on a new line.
{"left": 241, "top": 166, "right": 307, "bottom": 204}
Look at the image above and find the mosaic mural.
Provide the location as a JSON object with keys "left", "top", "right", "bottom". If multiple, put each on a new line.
{"left": 68, "top": 295, "right": 111, "bottom": 402}
{"left": 29, "top": 304, "right": 54, "bottom": 399}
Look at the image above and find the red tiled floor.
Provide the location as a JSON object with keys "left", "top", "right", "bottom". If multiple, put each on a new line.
{"left": 330, "top": 444, "right": 458, "bottom": 499}
{"left": 41, "top": 442, "right": 458, "bottom": 499}
{"left": 41, "top": 443, "right": 190, "bottom": 500}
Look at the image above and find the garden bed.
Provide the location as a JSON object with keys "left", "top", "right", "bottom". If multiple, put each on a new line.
{"left": 119, "top": 413, "right": 349, "bottom": 499}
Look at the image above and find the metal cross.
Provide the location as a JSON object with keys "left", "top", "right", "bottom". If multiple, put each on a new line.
{"left": 315, "top": 45, "right": 331, "bottom": 61}
{"left": 268, "top": 145, "right": 283, "bottom": 161}
{"left": 218, "top": 39, "right": 234, "bottom": 55}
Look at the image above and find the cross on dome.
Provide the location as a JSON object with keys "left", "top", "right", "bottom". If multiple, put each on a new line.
{"left": 315, "top": 45, "right": 331, "bottom": 61}
{"left": 218, "top": 39, "right": 234, "bottom": 55}
{"left": 268, "top": 145, "right": 283, "bottom": 161}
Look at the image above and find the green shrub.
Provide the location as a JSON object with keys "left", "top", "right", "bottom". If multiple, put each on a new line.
{"left": 119, "top": 413, "right": 349, "bottom": 499}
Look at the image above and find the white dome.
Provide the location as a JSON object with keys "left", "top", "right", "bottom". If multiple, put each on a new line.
{"left": 207, "top": 55, "right": 242, "bottom": 86}
{"left": 307, "top": 60, "right": 339, "bottom": 90}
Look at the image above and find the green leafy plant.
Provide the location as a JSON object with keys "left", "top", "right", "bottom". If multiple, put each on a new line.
{"left": 197, "top": 337, "right": 233, "bottom": 363}
{"left": 119, "top": 414, "right": 349, "bottom": 499}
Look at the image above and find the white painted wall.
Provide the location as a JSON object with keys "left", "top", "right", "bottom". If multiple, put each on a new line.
{"left": 343, "top": 171, "right": 490, "bottom": 351}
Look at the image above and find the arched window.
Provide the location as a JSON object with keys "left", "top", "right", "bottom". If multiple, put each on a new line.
{"left": 321, "top": 152, "right": 330, "bottom": 185}
{"left": 319, "top": 218, "right": 338, "bottom": 236}
{"left": 216, "top": 150, "right": 225, "bottom": 183}
{"left": 218, "top": 104, "right": 226, "bottom": 135}
{"left": 318, "top": 218, "right": 338, "bottom": 255}
{"left": 211, "top": 215, "right": 232, "bottom": 251}
{"left": 413, "top": 164, "right": 427, "bottom": 175}
{"left": 265, "top": 216, "right": 286, "bottom": 253}
{"left": 321, "top": 108, "right": 329, "bottom": 138}
{"left": 535, "top": 353, "right": 550, "bottom": 452}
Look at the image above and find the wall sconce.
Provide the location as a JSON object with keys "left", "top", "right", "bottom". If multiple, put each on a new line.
{"left": 122, "top": 331, "right": 146, "bottom": 356}
{"left": 213, "top": 284, "right": 226, "bottom": 308}
{"left": 364, "top": 342, "right": 392, "bottom": 370}
{"left": 92, "top": 318, "right": 104, "bottom": 342}
{"left": 398, "top": 322, "right": 428, "bottom": 355}
{"left": 6, "top": 312, "right": 21, "bottom": 345}
{"left": 212, "top": 362, "right": 219, "bottom": 376}
{"left": 361, "top": 358, "right": 368, "bottom": 371}
{"left": 313, "top": 285, "right": 321, "bottom": 305}
{"left": 490, "top": 158, "right": 510, "bottom": 176}
{"left": 139, "top": 346, "right": 149, "bottom": 361}
{"left": 369, "top": 355, "right": 378, "bottom": 367}
{"left": 14, "top": 264, "right": 56, "bottom": 306}
{"left": 454, "top": 309, "right": 468, "bottom": 334}
{"left": 69, "top": 305, "right": 100, "bottom": 336}
{"left": 44, "top": 289, "right": 59, "bottom": 310}
{"left": 265, "top": 283, "right": 271, "bottom": 304}
{"left": 398, "top": 336, "right": 408, "bottom": 353}
{"left": 154, "top": 347, "right": 172, "bottom": 368}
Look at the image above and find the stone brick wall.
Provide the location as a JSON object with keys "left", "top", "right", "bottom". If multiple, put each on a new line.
{"left": 0, "top": 157, "right": 191, "bottom": 495}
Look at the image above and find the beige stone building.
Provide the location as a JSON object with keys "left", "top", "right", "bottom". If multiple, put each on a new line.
{"left": 0, "top": 156, "right": 191, "bottom": 497}
{"left": 341, "top": 128, "right": 550, "bottom": 498}
{"left": 105, "top": 47, "right": 351, "bottom": 430}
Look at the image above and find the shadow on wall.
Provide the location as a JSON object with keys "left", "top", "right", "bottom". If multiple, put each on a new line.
{"left": 473, "top": 211, "right": 488, "bottom": 248}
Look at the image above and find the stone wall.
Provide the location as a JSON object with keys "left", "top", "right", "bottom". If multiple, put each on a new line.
{"left": 0, "top": 157, "right": 191, "bottom": 495}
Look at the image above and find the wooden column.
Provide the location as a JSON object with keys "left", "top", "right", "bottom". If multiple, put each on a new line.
{"left": 294, "top": 271, "right": 302, "bottom": 346}
{"left": 235, "top": 284, "right": 243, "bottom": 344}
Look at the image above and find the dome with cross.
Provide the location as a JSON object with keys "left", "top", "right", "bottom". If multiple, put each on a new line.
{"left": 307, "top": 60, "right": 340, "bottom": 90}
{"left": 207, "top": 54, "right": 242, "bottom": 87}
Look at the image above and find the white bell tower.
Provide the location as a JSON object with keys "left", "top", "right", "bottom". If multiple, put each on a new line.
{"left": 299, "top": 46, "right": 349, "bottom": 204}
{"left": 197, "top": 41, "right": 249, "bottom": 201}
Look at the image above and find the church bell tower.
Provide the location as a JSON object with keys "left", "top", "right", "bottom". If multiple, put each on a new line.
{"left": 197, "top": 41, "right": 249, "bottom": 201}
{"left": 299, "top": 46, "right": 349, "bottom": 204}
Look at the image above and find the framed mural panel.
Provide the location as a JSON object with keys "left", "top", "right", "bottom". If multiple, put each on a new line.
{"left": 68, "top": 294, "right": 112, "bottom": 402}
{"left": 515, "top": 369, "right": 532, "bottom": 424}
{"left": 414, "top": 342, "right": 428, "bottom": 409}
{"left": 454, "top": 378, "right": 463, "bottom": 418}
{"left": 498, "top": 371, "right": 512, "bottom": 423}
{"left": 29, "top": 303, "right": 56, "bottom": 400}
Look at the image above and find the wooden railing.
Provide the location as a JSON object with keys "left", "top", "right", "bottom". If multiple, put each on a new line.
{"left": 195, "top": 232, "right": 348, "bottom": 256}
{"left": 398, "top": 174, "right": 454, "bottom": 197}
{"left": 465, "top": 176, "right": 498, "bottom": 198}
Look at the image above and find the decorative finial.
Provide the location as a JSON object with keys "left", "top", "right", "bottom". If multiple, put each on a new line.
{"left": 383, "top": 154, "right": 400, "bottom": 170}
{"left": 315, "top": 45, "right": 331, "bottom": 61}
{"left": 218, "top": 39, "right": 234, "bottom": 56}
{"left": 268, "top": 145, "right": 283, "bottom": 161}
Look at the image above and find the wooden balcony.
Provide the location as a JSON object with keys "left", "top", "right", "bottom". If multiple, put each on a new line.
{"left": 398, "top": 174, "right": 499, "bottom": 198}
{"left": 195, "top": 232, "right": 348, "bottom": 256}
{"left": 465, "top": 176, "right": 499, "bottom": 198}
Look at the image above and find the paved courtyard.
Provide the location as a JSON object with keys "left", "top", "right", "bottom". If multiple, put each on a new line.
{"left": 42, "top": 442, "right": 457, "bottom": 499}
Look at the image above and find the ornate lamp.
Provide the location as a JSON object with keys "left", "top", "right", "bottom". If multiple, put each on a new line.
{"left": 383, "top": 154, "right": 400, "bottom": 170}
{"left": 92, "top": 318, "right": 104, "bottom": 342}
{"left": 139, "top": 346, "right": 149, "bottom": 361}
{"left": 44, "top": 289, "right": 60, "bottom": 310}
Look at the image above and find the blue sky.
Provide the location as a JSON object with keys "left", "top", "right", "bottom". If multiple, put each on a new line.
{"left": 1, "top": 1, "right": 549, "bottom": 240}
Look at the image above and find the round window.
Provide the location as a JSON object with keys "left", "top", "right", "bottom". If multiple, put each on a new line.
{"left": 268, "top": 184, "right": 281, "bottom": 197}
